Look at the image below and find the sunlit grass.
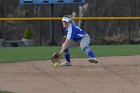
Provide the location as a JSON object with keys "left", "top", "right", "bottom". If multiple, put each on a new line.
{"left": 0, "top": 45, "right": 140, "bottom": 63}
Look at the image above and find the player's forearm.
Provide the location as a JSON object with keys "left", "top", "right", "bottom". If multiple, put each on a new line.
{"left": 59, "top": 41, "right": 69, "bottom": 54}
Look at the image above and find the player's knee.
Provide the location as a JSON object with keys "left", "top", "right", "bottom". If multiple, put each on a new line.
{"left": 64, "top": 49, "right": 69, "bottom": 54}
{"left": 81, "top": 45, "right": 88, "bottom": 50}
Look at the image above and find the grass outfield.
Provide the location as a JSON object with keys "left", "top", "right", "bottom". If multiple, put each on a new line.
{"left": 0, "top": 91, "right": 14, "bottom": 93}
{"left": 0, "top": 45, "right": 140, "bottom": 63}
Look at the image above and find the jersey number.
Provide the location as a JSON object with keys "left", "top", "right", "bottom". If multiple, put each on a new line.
{"left": 76, "top": 26, "right": 82, "bottom": 31}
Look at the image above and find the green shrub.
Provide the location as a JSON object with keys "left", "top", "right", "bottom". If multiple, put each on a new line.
{"left": 23, "top": 26, "right": 32, "bottom": 39}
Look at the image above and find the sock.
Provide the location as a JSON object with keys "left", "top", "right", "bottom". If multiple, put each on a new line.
{"left": 83, "top": 47, "right": 95, "bottom": 58}
{"left": 64, "top": 49, "right": 71, "bottom": 63}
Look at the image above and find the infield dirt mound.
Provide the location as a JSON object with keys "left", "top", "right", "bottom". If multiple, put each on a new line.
{"left": 0, "top": 55, "right": 140, "bottom": 93}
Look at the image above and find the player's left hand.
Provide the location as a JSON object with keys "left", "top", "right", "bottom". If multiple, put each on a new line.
{"left": 51, "top": 52, "right": 61, "bottom": 64}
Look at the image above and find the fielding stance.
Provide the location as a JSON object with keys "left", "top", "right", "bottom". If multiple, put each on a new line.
{"left": 59, "top": 16, "right": 98, "bottom": 66}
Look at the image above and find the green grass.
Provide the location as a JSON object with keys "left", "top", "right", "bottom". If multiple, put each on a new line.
{"left": 0, "top": 45, "right": 140, "bottom": 63}
{"left": 92, "top": 45, "right": 140, "bottom": 57}
{"left": 0, "top": 91, "right": 15, "bottom": 93}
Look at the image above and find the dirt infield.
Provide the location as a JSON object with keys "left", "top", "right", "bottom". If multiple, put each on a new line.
{"left": 0, "top": 55, "right": 140, "bottom": 93}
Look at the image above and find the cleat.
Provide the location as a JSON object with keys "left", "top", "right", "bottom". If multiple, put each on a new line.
{"left": 88, "top": 58, "right": 98, "bottom": 64}
{"left": 60, "top": 62, "right": 71, "bottom": 66}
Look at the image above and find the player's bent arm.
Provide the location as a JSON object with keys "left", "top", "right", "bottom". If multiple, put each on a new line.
{"left": 59, "top": 39, "right": 70, "bottom": 54}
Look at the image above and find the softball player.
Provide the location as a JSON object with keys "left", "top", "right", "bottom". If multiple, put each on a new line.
{"left": 59, "top": 16, "right": 98, "bottom": 66}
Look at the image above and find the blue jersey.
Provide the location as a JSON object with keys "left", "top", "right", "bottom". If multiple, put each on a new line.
{"left": 64, "top": 24, "right": 86, "bottom": 41}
